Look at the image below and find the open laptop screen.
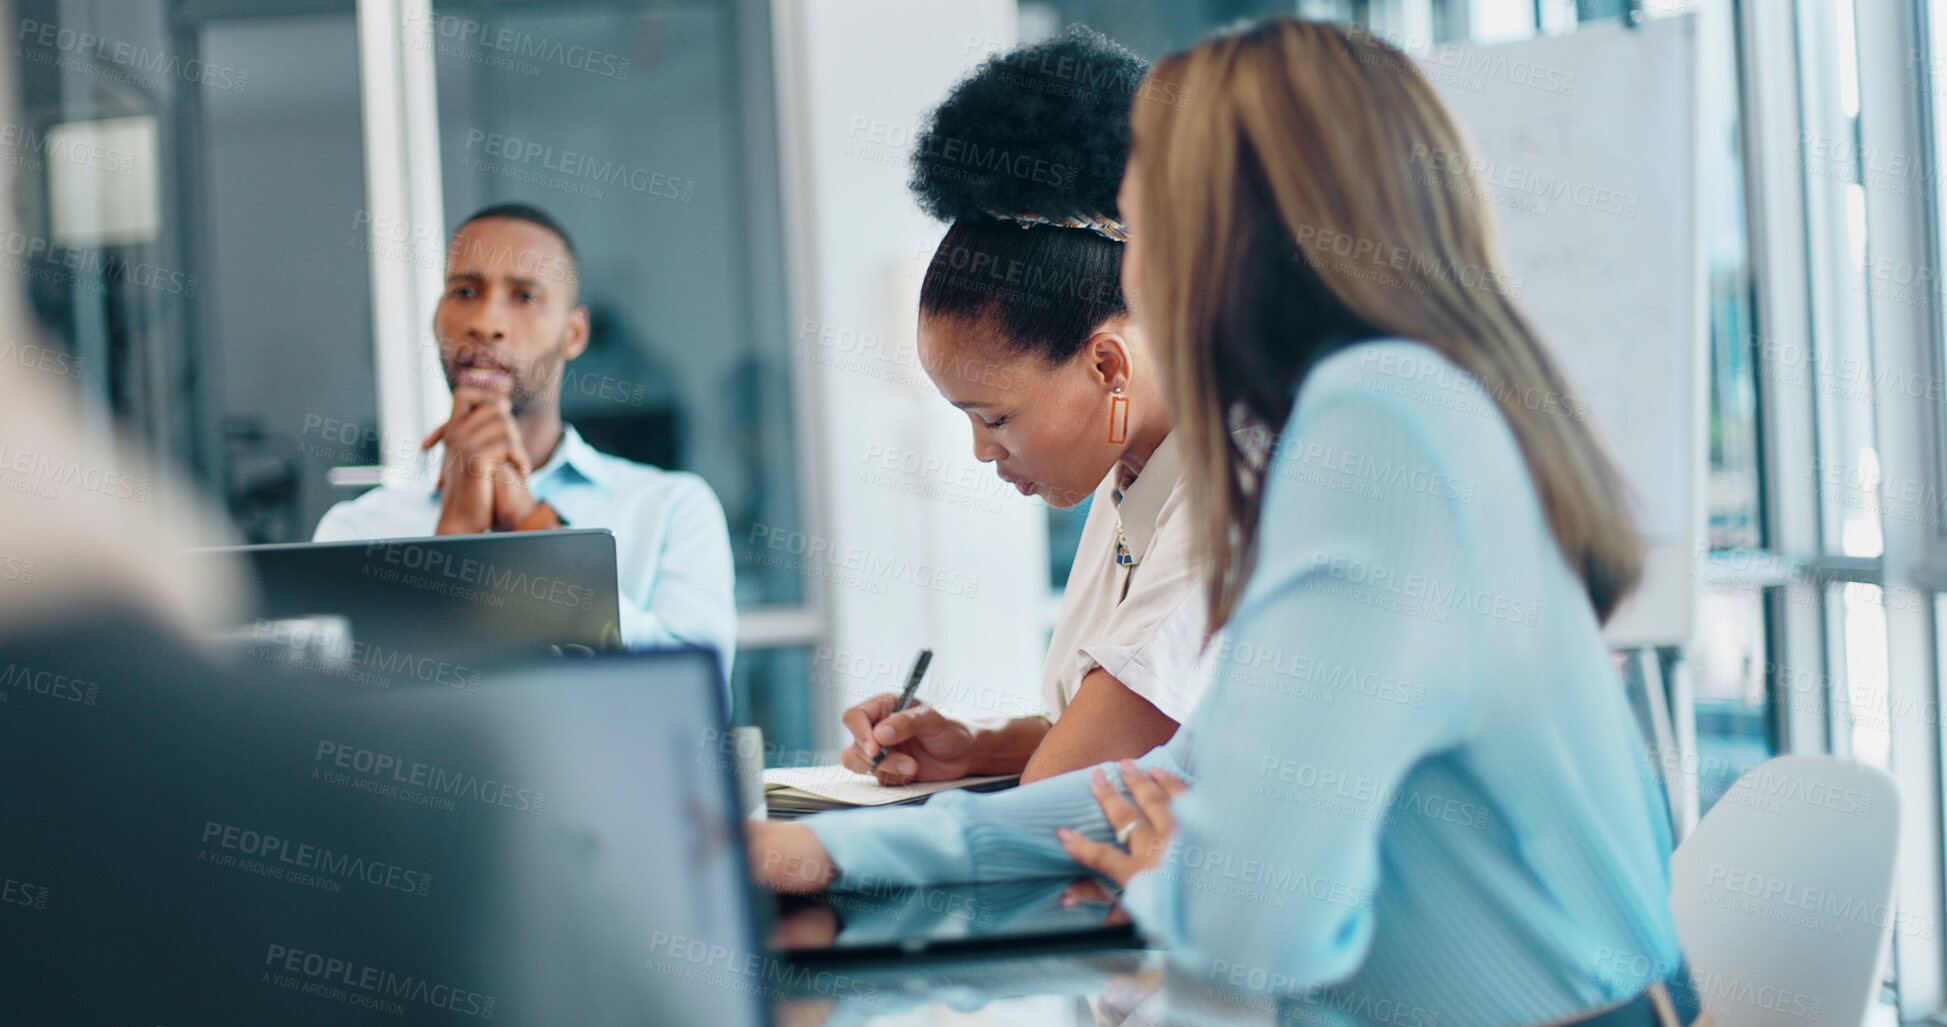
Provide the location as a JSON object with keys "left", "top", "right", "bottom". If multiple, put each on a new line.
{"left": 186, "top": 529, "right": 625, "bottom": 660}
{"left": 0, "top": 625, "right": 763, "bottom": 1026}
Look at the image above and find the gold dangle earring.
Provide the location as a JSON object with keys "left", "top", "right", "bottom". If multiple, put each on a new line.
{"left": 1108, "top": 386, "right": 1129, "bottom": 445}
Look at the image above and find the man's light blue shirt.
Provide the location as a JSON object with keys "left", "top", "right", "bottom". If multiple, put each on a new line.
{"left": 314, "top": 425, "right": 738, "bottom": 702}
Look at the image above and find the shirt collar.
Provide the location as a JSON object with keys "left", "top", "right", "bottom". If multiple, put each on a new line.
{"left": 531, "top": 424, "right": 613, "bottom": 492}
{"left": 1110, "top": 431, "right": 1182, "bottom": 563}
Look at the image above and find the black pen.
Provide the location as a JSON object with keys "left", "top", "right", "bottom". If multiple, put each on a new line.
{"left": 868, "top": 649, "right": 934, "bottom": 773}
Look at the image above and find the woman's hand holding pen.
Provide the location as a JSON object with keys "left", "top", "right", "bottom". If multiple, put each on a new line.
{"left": 838, "top": 696, "right": 981, "bottom": 785}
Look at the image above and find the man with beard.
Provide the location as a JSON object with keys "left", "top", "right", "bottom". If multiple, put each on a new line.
{"left": 314, "top": 204, "right": 736, "bottom": 688}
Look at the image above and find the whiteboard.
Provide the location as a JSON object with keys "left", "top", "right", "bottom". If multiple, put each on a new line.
{"left": 1416, "top": 17, "right": 1706, "bottom": 647}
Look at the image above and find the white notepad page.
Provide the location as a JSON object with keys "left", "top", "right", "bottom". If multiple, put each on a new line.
{"left": 761, "top": 765, "right": 1016, "bottom": 807}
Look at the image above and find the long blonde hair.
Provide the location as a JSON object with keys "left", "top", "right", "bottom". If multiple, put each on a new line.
{"left": 1131, "top": 19, "right": 1642, "bottom": 630}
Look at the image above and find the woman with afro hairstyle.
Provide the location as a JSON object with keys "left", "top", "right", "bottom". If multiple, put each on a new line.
{"left": 835, "top": 28, "right": 1212, "bottom": 788}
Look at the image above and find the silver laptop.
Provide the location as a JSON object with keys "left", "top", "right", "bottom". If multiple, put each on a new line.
{"left": 188, "top": 528, "right": 624, "bottom": 660}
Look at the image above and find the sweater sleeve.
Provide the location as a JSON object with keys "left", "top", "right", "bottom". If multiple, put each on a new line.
{"left": 806, "top": 738, "right": 1195, "bottom": 888}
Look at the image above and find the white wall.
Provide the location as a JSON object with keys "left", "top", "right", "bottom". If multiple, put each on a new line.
{"left": 772, "top": 0, "right": 1052, "bottom": 750}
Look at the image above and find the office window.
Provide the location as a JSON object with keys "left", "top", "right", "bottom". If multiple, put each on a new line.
{"left": 429, "top": 0, "right": 800, "bottom": 608}
{"left": 10, "top": 0, "right": 372, "bottom": 543}
{"left": 1020, "top": 0, "right": 1301, "bottom": 56}
{"left": 1829, "top": 581, "right": 1893, "bottom": 767}
{"left": 1702, "top": 19, "right": 1762, "bottom": 553}
{"left": 1921, "top": 0, "right": 1947, "bottom": 1007}
{"left": 425, "top": 0, "right": 811, "bottom": 739}
{"left": 1794, "top": 0, "right": 1924, "bottom": 1010}
{"left": 1692, "top": 588, "right": 1770, "bottom": 810}
{"left": 731, "top": 645, "right": 814, "bottom": 764}
{"left": 1794, "top": 0, "right": 1888, "bottom": 748}
{"left": 1799, "top": 0, "right": 1882, "bottom": 560}
{"left": 13, "top": 0, "right": 817, "bottom": 739}
{"left": 1691, "top": 0, "right": 1771, "bottom": 814}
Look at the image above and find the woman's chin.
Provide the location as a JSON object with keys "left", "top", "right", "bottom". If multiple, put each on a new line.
{"left": 1039, "top": 484, "right": 1095, "bottom": 509}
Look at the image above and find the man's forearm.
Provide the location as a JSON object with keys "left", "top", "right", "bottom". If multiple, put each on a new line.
{"left": 965, "top": 715, "right": 1053, "bottom": 776}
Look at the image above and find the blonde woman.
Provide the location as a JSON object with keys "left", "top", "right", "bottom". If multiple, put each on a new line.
{"left": 756, "top": 19, "right": 1688, "bottom": 1024}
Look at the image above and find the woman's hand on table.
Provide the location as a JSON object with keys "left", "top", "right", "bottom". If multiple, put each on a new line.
{"left": 1058, "top": 759, "right": 1187, "bottom": 887}
{"left": 746, "top": 820, "right": 838, "bottom": 893}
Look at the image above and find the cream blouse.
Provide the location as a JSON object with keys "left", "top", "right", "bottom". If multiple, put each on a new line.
{"left": 1038, "top": 431, "right": 1211, "bottom": 724}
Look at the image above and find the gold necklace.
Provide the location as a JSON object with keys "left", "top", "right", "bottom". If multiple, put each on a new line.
{"left": 1114, "top": 516, "right": 1139, "bottom": 567}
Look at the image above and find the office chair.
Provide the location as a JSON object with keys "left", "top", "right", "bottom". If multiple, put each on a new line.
{"left": 1669, "top": 754, "right": 1900, "bottom": 1027}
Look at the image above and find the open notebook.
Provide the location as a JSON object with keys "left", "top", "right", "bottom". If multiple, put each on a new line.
{"left": 763, "top": 765, "right": 1019, "bottom": 818}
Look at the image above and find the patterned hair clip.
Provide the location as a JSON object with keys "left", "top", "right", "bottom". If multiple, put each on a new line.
{"left": 985, "top": 209, "right": 1129, "bottom": 243}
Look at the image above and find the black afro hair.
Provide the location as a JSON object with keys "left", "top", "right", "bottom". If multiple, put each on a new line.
{"left": 909, "top": 26, "right": 1148, "bottom": 225}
